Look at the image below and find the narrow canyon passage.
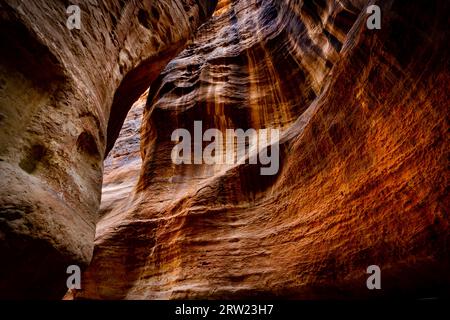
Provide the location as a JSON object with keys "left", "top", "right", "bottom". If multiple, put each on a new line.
{"left": 75, "top": 0, "right": 449, "bottom": 299}
{"left": 0, "top": 0, "right": 448, "bottom": 300}
{"left": 0, "top": 0, "right": 217, "bottom": 298}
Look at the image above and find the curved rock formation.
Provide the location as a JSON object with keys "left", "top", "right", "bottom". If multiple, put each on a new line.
{"left": 75, "top": 0, "right": 449, "bottom": 299}
{"left": 0, "top": 0, "right": 216, "bottom": 298}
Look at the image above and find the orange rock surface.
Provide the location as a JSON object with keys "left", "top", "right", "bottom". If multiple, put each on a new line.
{"left": 1, "top": 0, "right": 448, "bottom": 300}
{"left": 75, "top": 0, "right": 450, "bottom": 299}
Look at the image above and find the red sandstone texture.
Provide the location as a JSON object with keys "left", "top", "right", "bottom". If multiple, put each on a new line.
{"left": 0, "top": 0, "right": 216, "bottom": 298}
{"left": 74, "top": 0, "right": 449, "bottom": 299}
{"left": 0, "top": 0, "right": 448, "bottom": 300}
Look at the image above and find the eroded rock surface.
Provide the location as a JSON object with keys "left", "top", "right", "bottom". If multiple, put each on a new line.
{"left": 100, "top": 92, "right": 146, "bottom": 219}
{"left": 76, "top": 0, "right": 449, "bottom": 299}
{"left": 0, "top": 0, "right": 216, "bottom": 298}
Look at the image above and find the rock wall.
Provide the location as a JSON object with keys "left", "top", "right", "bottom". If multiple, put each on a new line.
{"left": 100, "top": 92, "right": 146, "bottom": 219}
{"left": 75, "top": 0, "right": 449, "bottom": 299}
{"left": 0, "top": 0, "right": 216, "bottom": 298}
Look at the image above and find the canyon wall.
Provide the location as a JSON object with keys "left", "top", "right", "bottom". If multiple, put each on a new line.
{"left": 0, "top": 0, "right": 216, "bottom": 298}
{"left": 76, "top": 0, "right": 449, "bottom": 299}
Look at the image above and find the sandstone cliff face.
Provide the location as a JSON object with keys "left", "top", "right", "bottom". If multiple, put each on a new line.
{"left": 0, "top": 0, "right": 216, "bottom": 298}
{"left": 100, "top": 92, "right": 146, "bottom": 219}
{"left": 75, "top": 0, "right": 449, "bottom": 299}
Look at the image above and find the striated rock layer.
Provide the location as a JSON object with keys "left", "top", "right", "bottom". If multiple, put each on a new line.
{"left": 76, "top": 0, "right": 450, "bottom": 299}
{"left": 0, "top": 0, "right": 216, "bottom": 298}
{"left": 100, "top": 92, "right": 146, "bottom": 219}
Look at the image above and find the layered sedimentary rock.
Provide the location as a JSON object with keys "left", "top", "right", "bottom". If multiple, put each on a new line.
{"left": 0, "top": 0, "right": 216, "bottom": 298}
{"left": 76, "top": 0, "right": 449, "bottom": 299}
{"left": 100, "top": 92, "right": 146, "bottom": 219}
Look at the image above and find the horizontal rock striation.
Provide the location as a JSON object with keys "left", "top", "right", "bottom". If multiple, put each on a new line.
{"left": 76, "top": 0, "right": 450, "bottom": 299}
{"left": 0, "top": 0, "right": 216, "bottom": 298}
